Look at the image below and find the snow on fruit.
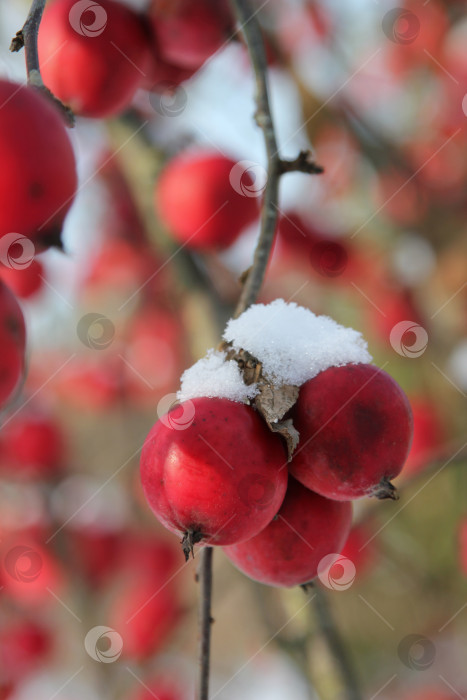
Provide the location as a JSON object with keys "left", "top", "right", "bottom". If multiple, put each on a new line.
{"left": 141, "top": 299, "right": 413, "bottom": 585}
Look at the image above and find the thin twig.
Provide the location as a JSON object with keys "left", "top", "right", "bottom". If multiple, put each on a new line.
{"left": 230, "top": 0, "right": 322, "bottom": 318}
{"left": 311, "top": 587, "right": 363, "bottom": 700}
{"left": 230, "top": 0, "right": 280, "bottom": 317}
{"left": 10, "top": 0, "right": 74, "bottom": 125}
{"left": 197, "top": 547, "right": 214, "bottom": 700}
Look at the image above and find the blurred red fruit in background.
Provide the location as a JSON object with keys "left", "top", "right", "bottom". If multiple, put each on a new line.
{"left": 0, "top": 619, "right": 51, "bottom": 684}
{"left": 0, "top": 259, "right": 44, "bottom": 300}
{"left": 0, "top": 412, "right": 64, "bottom": 478}
{"left": 149, "top": 0, "right": 233, "bottom": 71}
{"left": 0, "top": 80, "right": 77, "bottom": 249}
{"left": 39, "top": 0, "right": 150, "bottom": 117}
{"left": 156, "top": 152, "right": 259, "bottom": 250}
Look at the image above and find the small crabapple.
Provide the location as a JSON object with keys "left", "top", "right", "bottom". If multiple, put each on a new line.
{"left": 155, "top": 152, "right": 259, "bottom": 250}
{"left": 129, "top": 676, "right": 187, "bottom": 700}
{"left": 0, "top": 259, "right": 44, "bottom": 300}
{"left": 109, "top": 576, "right": 181, "bottom": 658}
{"left": 0, "top": 619, "right": 51, "bottom": 683}
{"left": 289, "top": 363, "right": 413, "bottom": 501}
{"left": 38, "top": 0, "right": 151, "bottom": 117}
{"left": 149, "top": 0, "right": 233, "bottom": 70}
{"left": 0, "top": 413, "right": 64, "bottom": 477}
{"left": 403, "top": 397, "right": 445, "bottom": 475}
{"left": 140, "top": 398, "right": 288, "bottom": 555}
{"left": 223, "top": 477, "right": 352, "bottom": 587}
{"left": 0, "top": 80, "right": 77, "bottom": 249}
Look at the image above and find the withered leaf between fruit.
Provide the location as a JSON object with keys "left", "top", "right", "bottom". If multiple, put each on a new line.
{"left": 254, "top": 382, "right": 300, "bottom": 462}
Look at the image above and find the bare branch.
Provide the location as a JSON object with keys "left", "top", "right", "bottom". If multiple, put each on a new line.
{"left": 230, "top": 1, "right": 322, "bottom": 318}
{"left": 197, "top": 547, "right": 214, "bottom": 700}
{"left": 10, "top": 0, "right": 74, "bottom": 126}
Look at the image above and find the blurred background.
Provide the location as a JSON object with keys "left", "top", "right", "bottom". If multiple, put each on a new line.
{"left": 0, "top": 0, "right": 466, "bottom": 698}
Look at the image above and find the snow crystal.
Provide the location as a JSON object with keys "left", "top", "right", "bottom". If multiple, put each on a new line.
{"left": 178, "top": 349, "right": 258, "bottom": 403}
{"left": 223, "top": 299, "right": 372, "bottom": 386}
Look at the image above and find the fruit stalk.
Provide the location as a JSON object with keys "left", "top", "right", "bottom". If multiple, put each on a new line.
{"left": 197, "top": 547, "right": 214, "bottom": 700}
{"left": 10, "top": 0, "right": 45, "bottom": 71}
{"left": 10, "top": 0, "right": 74, "bottom": 125}
{"left": 311, "top": 586, "right": 363, "bottom": 700}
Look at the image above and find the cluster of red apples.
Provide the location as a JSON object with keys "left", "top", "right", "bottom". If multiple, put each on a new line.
{"left": 141, "top": 305, "right": 414, "bottom": 588}
{"left": 38, "top": 0, "right": 233, "bottom": 118}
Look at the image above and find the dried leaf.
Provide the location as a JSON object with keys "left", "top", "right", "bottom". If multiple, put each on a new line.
{"left": 268, "top": 417, "right": 300, "bottom": 462}
{"left": 224, "top": 345, "right": 301, "bottom": 460}
{"left": 255, "top": 382, "right": 299, "bottom": 422}
{"left": 254, "top": 382, "right": 300, "bottom": 461}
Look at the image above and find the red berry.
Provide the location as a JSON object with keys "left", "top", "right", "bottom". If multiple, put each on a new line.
{"left": 0, "top": 619, "right": 50, "bottom": 683}
{"left": 0, "top": 80, "right": 77, "bottom": 249}
{"left": 156, "top": 152, "right": 259, "bottom": 250}
{"left": 129, "top": 676, "right": 187, "bottom": 700}
{"left": 339, "top": 523, "right": 378, "bottom": 577}
{"left": 109, "top": 577, "right": 181, "bottom": 658}
{"left": 122, "top": 308, "right": 185, "bottom": 407}
{"left": 68, "top": 529, "right": 122, "bottom": 587}
{"left": 0, "top": 259, "right": 44, "bottom": 299}
{"left": 223, "top": 477, "right": 352, "bottom": 587}
{"left": 38, "top": 0, "right": 150, "bottom": 118}
{"left": 403, "top": 397, "right": 445, "bottom": 475}
{"left": 0, "top": 413, "right": 64, "bottom": 477}
{"left": 0, "top": 281, "right": 26, "bottom": 411}
{"left": 149, "top": 0, "right": 233, "bottom": 70}
{"left": 140, "top": 398, "right": 288, "bottom": 554}
{"left": 289, "top": 364, "right": 413, "bottom": 501}
{"left": 2, "top": 538, "right": 64, "bottom": 605}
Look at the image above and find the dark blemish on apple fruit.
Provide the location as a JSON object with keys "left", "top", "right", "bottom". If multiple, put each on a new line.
{"left": 29, "top": 181, "right": 45, "bottom": 198}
